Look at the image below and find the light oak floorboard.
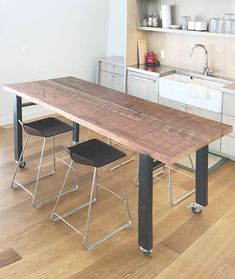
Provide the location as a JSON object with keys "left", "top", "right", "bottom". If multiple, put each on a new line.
{"left": 0, "top": 115, "right": 235, "bottom": 279}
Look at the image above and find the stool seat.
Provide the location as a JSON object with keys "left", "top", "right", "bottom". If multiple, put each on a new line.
{"left": 23, "top": 117, "right": 73, "bottom": 138}
{"left": 66, "top": 139, "right": 126, "bottom": 168}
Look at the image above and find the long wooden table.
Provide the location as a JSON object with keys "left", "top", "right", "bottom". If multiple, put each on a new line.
{"left": 4, "top": 76, "right": 232, "bottom": 254}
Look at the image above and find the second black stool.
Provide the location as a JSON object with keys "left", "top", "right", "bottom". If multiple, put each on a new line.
{"left": 50, "top": 139, "right": 132, "bottom": 250}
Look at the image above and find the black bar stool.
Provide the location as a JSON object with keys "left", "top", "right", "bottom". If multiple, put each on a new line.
{"left": 50, "top": 139, "right": 132, "bottom": 250}
{"left": 11, "top": 117, "right": 78, "bottom": 208}
{"left": 87, "top": 130, "right": 135, "bottom": 171}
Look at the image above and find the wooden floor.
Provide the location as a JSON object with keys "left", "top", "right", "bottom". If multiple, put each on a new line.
{"left": 0, "top": 117, "right": 235, "bottom": 279}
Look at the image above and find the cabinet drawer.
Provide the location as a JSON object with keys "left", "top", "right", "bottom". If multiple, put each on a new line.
{"left": 128, "top": 71, "right": 158, "bottom": 82}
{"left": 222, "top": 114, "right": 235, "bottom": 138}
{"left": 159, "top": 97, "right": 185, "bottom": 111}
{"left": 100, "top": 62, "right": 124, "bottom": 75}
{"left": 127, "top": 71, "right": 158, "bottom": 103}
{"left": 221, "top": 136, "right": 235, "bottom": 159}
{"left": 223, "top": 93, "right": 235, "bottom": 117}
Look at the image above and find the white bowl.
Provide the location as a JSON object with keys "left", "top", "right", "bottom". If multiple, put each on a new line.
{"left": 170, "top": 24, "right": 182, "bottom": 29}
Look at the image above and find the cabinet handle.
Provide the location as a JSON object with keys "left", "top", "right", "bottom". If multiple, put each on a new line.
{"left": 186, "top": 105, "right": 193, "bottom": 110}
{"left": 129, "top": 75, "right": 156, "bottom": 83}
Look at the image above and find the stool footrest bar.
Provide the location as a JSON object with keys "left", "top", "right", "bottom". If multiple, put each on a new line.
{"left": 84, "top": 222, "right": 132, "bottom": 250}
{"left": 51, "top": 198, "right": 96, "bottom": 221}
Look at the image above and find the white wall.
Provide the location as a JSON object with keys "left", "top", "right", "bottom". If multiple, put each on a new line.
{"left": 0, "top": 0, "right": 110, "bottom": 125}
{"left": 106, "top": 0, "right": 126, "bottom": 57}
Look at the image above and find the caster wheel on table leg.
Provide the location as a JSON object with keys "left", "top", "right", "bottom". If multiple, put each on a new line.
{"left": 144, "top": 251, "right": 152, "bottom": 257}
{"left": 188, "top": 203, "right": 203, "bottom": 214}
{"left": 192, "top": 206, "right": 203, "bottom": 214}
{"left": 19, "top": 161, "right": 26, "bottom": 168}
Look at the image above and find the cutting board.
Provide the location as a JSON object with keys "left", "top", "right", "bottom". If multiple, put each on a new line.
{"left": 137, "top": 40, "right": 146, "bottom": 65}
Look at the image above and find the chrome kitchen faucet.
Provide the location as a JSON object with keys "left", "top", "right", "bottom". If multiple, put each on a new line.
{"left": 190, "top": 44, "right": 214, "bottom": 76}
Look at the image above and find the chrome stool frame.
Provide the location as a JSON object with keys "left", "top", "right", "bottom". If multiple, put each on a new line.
{"left": 11, "top": 130, "right": 78, "bottom": 208}
{"left": 135, "top": 155, "right": 195, "bottom": 206}
{"left": 50, "top": 159, "right": 132, "bottom": 250}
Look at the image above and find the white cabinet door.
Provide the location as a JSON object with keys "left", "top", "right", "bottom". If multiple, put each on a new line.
{"left": 221, "top": 114, "right": 235, "bottom": 158}
{"left": 187, "top": 105, "right": 222, "bottom": 153}
{"left": 221, "top": 136, "right": 235, "bottom": 159}
{"left": 223, "top": 93, "right": 235, "bottom": 117}
{"left": 222, "top": 114, "right": 235, "bottom": 138}
{"left": 127, "top": 71, "right": 158, "bottom": 103}
{"left": 99, "top": 70, "right": 114, "bottom": 89}
{"left": 113, "top": 74, "right": 125, "bottom": 92}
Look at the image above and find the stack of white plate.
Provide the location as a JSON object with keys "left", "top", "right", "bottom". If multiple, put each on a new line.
{"left": 188, "top": 21, "right": 208, "bottom": 31}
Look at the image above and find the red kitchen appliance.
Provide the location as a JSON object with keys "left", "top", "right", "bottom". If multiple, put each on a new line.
{"left": 145, "top": 52, "right": 157, "bottom": 65}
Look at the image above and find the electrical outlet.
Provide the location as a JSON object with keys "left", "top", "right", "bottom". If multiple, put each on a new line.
{"left": 161, "top": 50, "right": 165, "bottom": 59}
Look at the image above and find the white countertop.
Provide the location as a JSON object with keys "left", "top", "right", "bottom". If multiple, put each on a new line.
{"left": 127, "top": 64, "right": 175, "bottom": 77}
{"left": 221, "top": 83, "right": 235, "bottom": 95}
{"left": 99, "top": 56, "right": 124, "bottom": 66}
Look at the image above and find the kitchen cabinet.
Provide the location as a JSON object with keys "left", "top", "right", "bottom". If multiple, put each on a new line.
{"left": 159, "top": 97, "right": 221, "bottom": 152}
{"left": 221, "top": 136, "right": 235, "bottom": 159}
{"left": 127, "top": 71, "right": 159, "bottom": 103}
{"left": 221, "top": 92, "right": 235, "bottom": 159}
{"left": 97, "top": 56, "right": 125, "bottom": 93}
{"left": 222, "top": 114, "right": 235, "bottom": 138}
{"left": 223, "top": 93, "right": 235, "bottom": 117}
{"left": 126, "top": 65, "right": 235, "bottom": 158}
{"left": 187, "top": 105, "right": 222, "bottom": 153}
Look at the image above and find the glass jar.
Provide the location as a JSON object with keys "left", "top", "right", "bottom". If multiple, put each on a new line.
{"left": 182, "top": 16, "right": 191, "bottom": 30}
{"left": 209, "top": 18, "right": 219, "bottom": 33}
{"left": 152, "top": 13, "right": 159, "bottom": 27}
{"left": 231, "top": 19, "right": 235, "bottom": 34}
{"left": 216, "top": 18, "right": 224, "bottom": 33}
{"left": 147, "top": 13, "right": 153, "bottom": 27}
{"left": 141, "top": 17, "right": 148, "bottom": 27}
{"left": 224, "top": 19, "right": 233, "bottom": 33}
{"left": 224, "top": 13, "right": 235, "bottom": 20}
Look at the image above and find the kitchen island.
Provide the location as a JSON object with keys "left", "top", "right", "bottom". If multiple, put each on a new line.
{"left": 4, "top": 76, "right": 232, "bottom": 254}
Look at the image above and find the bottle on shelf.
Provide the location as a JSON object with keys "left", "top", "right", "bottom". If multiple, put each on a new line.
{"left": 147, "top": 12, "right": 153, "bottom": 27}
{"left": 152, "top": 13, "right": 159, "bottom": 27}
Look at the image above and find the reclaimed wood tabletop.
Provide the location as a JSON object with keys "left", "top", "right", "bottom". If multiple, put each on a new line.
{"left": 4, "top": 76, "right": 232, "bottom": 164}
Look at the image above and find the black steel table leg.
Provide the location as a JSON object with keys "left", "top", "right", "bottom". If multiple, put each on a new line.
{"left": 189, "top": 145, "right": 209, "bottom": 214}
{"left": 72, "top": 122, "right": 80, "bottom": 143}
{"left": 138, "top": 154, "right": 153, "bottom": 255}
{"left": 13, "top": 96, "right": 23, "bottom": 163}
{"left": 196, "top": 145, "right": 209, "bottom": 206}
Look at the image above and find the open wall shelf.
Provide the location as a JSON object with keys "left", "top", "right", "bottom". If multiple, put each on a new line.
{"left": 137, "top": 26, "right": 235, "bottom": 39}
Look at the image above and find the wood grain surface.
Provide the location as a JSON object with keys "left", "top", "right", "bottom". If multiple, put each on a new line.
{"left": 3, "top": 76, "right": 232, "bottom": 164}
